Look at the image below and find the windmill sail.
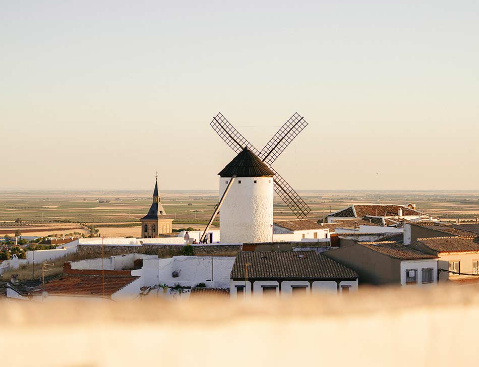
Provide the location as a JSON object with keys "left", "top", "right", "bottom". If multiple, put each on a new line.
{"left": 259, "top": 112, "right": 308, "bottom": 166}
{"left": 210, "top": 112, "right": 311, "bottom": 220}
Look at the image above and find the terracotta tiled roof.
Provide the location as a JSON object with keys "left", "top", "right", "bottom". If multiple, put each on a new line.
{"left": 274, "top": 220, "right": 327, "bottom": 231}
{"left": 417, "top": 237, "right": 479, "bottom": 253}
{"left": 36, "top": 275, "right": 138, "bottom": 297}
{"left": 361, "top": 242, "right": 437, "bottom": 260}
{"left": 219, "top": 147, "right": 274, "bottom": 177}
{"left": 323, "top": 219, "right": 381, "bottom": 230}
{"left": 231, "top": 251, "right": 357, "bottom": 280}
{"left": 329, "top": 205, "right": 422, "bottom": 218}
{"left": 411, "top": 222, "right": 477, "bottom": 238}
{"left": 190, "top": 288, "right": 230, "bottom": 297}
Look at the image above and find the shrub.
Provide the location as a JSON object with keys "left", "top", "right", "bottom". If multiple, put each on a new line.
{"left": 181, "top": 245, "right": 194, "bottom": 256}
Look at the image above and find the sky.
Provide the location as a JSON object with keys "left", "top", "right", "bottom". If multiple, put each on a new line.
{"left": 1, "top": 0, "right": 478, "bottom": 191}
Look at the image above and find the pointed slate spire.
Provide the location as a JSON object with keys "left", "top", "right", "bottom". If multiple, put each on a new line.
{"left": 142, "top": 174, "right": 166, "bottom": 219}
{"left": 153, "top": 173, "right": 159, "bottom": 203}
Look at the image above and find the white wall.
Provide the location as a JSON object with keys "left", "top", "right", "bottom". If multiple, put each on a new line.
{"left": 26, "top": 246, "right": 77, "bottom": 264}
{"left": 220, "top": 176, "right": 274, "bottom": 243}
{"left": 112, "top": 278, "right": 142, "bottom": 300}
{"left": 404, "top": 224, "right": 412, "bottom": 245}
{"left": 230, "top": 279, "right": 359, "bottom": 298}
{"left": 70, "top": 254, "right": 157, "bottom": 271}
{"left": 177, "top": 230, "right": 221, "bottom": 244}
{"left": 400, "top": 260, "right": 438, "bottom": 286}
{"left": 138, "top": 256, "right": 236, "bottom": 289}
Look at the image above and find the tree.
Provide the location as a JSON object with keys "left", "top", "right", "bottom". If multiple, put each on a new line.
{"left": 15, "top": 229, "right": 22, "bottom": 237}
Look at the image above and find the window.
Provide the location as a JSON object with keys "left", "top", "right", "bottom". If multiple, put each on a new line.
{"left": 341, "top": 285, "right": 351, "bottom": 294}
{"left": 262, "top": 286, "right": 277, "bottom": 296}
{"left": 473, "top": 260, "right": 479, "bottom": 275}
{"left": 291, "top": 286, "right": 308, "bottom": 295}
{"left": 422, "top": 268, "right": 434, "bottom": 284}
{"left": 238, "top": 180, "right": 241, "bottom": 184}
{"left": 302, "top": 234, "right": 305, "bottom": 239}
{"left": 225, "top": 180, "right": 229, "bottom": 184}
{"left": 313, "top": 232, "right": 318, "bottom": 239}
{"left": 449, "top": 261, "right": 460, "bottom": 276}
{"left": 144, "top": 225, "right": 148, "bottom": 233}
{"left": 236, "top": 285, "right": 245, "bottom": 296}
{"left": 254, "top": 180, "right": 257, "bottom": 183}
{"left": 152, "top": 224, "right": 156, "bottom": 233}
{"left": 406, "top": 269, "right": 417, "bottom": 285}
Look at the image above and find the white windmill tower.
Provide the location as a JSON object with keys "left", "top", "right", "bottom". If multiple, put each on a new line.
{"left": 218, "top": 147, "right": 275, "bottom": 243}
{"left": 200, "top": 112, "right": 311, "bottom": 244}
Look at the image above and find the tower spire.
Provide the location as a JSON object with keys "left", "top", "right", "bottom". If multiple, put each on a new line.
{"left": 153, "top": 173, "right": 159, "bottom": 203}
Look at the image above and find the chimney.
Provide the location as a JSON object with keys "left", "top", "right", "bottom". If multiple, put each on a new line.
{"left": 398, "top": 208, "right": 403, "bottom": 217}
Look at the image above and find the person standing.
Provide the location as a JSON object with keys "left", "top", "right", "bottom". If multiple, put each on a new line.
{"left": 184, "top": 231, "right": 190, "bottom": 245}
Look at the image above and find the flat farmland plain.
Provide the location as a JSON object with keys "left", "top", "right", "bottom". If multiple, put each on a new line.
{"left": 0, "top": 190, "right": 478, "bottom": 237}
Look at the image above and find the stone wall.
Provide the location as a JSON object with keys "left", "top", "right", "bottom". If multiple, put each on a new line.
{"left": 77, "top": 244, "right": 243, "bottom": 258}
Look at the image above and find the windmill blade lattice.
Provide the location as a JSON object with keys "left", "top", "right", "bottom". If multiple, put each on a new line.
{"left": 259, "top": 112, "right": 308, "bottom": 166}
{"left": 210, "top": 113, "right": 260, "bottom": 155}
{"left": 210, "top": 112, "right": 311, "bottom": 219}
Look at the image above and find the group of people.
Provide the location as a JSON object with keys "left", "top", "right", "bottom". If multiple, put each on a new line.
{"left": 183, "top": 231, "right": 208, "bottom": 245}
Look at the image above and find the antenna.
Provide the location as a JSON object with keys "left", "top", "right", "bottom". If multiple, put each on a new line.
{"left": 210, "top": 112, "right": 311, "bottom": 219}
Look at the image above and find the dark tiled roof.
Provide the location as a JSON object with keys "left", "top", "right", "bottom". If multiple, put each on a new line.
{"left": 329, "top": 205, "right": 422, "bottom": 218}
{"left": 417, "top": 237, "right": 479, "bottom": 253}
{"left": 35, "top": 275, "right": 138, "bottom": 297}
{"left": 411, "top": 222, "right": 476, "bottom": 237}
{"left": 329, "top": 206, "right": 355, "bottom": 218}
{"left": 190, "top": 288, "right": 230, "bottom": 297}
{"left": 231, "top": 251, "right": 357, "bottom": 280}
{"left": 219, "top": 148, "right": 274, "bottom": 177}
{"left": 452, "top": 224, "right": 479, "bottom": 236}
{"left": 141, "top": 202, "right": 167, "bottom": 220}
{"left": 274, "top": 220, "right": 327, "bottom": 231}
{"left": 361, "top": 242, "right": 437, "bottom": 260}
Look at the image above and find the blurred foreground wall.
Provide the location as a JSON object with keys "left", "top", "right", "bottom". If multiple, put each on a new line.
{"left": 1, "top": 285, "right": 478, "bottom": 367}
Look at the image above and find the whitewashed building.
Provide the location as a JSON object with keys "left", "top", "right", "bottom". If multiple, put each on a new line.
{"left": 230, "top": 251, "right": 358, "bottom": 298}
{"left": 325, "top": 241, "right": 438, "bottom": 287}
{"left": 273, "top": 220, "right": 330, "bottom": 242}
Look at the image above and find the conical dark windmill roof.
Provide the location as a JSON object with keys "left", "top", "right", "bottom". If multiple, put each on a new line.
{"left": 218, "top": 148, "right": 275, "bottom": 177}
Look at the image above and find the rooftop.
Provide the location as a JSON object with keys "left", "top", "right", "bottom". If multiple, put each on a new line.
{"left": 417, "top": 237, "right": 479, "bottom": 253}
{"left": 410, "top": 222, "right": 477, "bottom": 238}
{"left": 329, "top": 204, "right": 423, "bottom": 218}
{"left": 218, "top": 147, "right": 275, "bottom": 178}
{"left": 35, "top": 275, "right": 138, "bottom": 297}
{"left": 231, "top": 251, "right": 357, "bottom": 280}
{"left": 361, "top": 242, "right": 436, "bottom": 260}
{"left": 190, "top": 288, "right": 230, "bottom": 297}
{"left": 274, "top": 220, "right": 327, "bottom": 231}
{"left": 452, "top": 224, "right": 479, "bottom": 236}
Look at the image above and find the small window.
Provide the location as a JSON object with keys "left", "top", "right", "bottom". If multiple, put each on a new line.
{"left": 236, "top": 285, "right": 245, "bottom": 296}
{"left": 269, "top": 180, "right": 271, "bottom": 183}
{"left": 291, "top": 286, "right": 307, "bottom": 295}
{"left": 254, "top": 180, "right": 257, "bottom": 183}
{"left": 422, "top": 268, "right": 434, "bottom": 284}
{"left": 341, "top": 285, "right": 351, "bottom": 294}
{"left": 262, "top": 286, "right": 277, "bottom": 296}
{"left": 225, "top": 180, "right": 229, "bottom": 184}
{"left": 473, "top": 260, "right": 479, "bottom": 275}
{"left": 238, "top": 180, "right": 241, "bottom": 184}
{"left": 302, "top": 234, "right": 305, "bottom": 239}
{"left": 406, "top": 269, "right": 417, "bottom": 285}
{"left": 449, "top": 261, "right": 460, "bottom": 276}
{"left": 313, "top": 232, "right": 318, "bottom": 239}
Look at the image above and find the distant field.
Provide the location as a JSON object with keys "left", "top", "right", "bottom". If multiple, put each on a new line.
{"left": 0, "top": 190, "right": 478, "bottom": 237}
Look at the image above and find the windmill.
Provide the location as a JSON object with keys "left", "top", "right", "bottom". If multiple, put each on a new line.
{"left": 200, "top": 112, "right": 311, "bottom": 243}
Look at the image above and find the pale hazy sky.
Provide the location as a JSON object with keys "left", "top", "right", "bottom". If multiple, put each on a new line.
{"left": 1, "top": 1, "right": 478, "bottom": 191}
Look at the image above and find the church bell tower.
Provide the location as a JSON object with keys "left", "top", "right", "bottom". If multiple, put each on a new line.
{"left": 141, "top": 174, "right": 172, "bottom": 238}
